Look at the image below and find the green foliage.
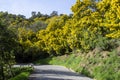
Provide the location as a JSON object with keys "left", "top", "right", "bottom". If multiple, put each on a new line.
{"left": 9, "top": 67, "right": 33, "bottom": 80}
{"left": 93, "top": 51, "right": 120, "bottom": 80}
{"left": 15, "top": 27, "right": 48, "bottom": 62}
{"left": 0, "top": 23, "right": 16, "bottom": 80}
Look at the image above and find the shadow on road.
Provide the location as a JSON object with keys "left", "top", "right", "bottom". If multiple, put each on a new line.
{"left": 29, "top": 65, "right": 93, "bottom": 80}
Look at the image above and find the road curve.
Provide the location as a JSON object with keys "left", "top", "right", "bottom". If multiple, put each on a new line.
{"left": 29, "top": 65, "right": 93, "bottom": 80}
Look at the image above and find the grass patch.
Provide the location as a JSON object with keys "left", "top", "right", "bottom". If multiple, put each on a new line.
{"left": 9, "top": 72, "right": 30, "bottom": 80}
{"left": 9, "top": 67, "right": 33, "bottom": 80}
{"left": 93, "top": 51, "right": 120, "bottom": 80}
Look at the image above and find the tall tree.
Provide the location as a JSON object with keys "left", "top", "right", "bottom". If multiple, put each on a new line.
{"left": 50, "top": 11, "right": 58, "bottom": 17}
{"left": 0, "top": 23, "right": 16, "bottom": 80}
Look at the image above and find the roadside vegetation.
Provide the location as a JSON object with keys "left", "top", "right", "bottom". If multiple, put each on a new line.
{"left": 35, "top": 48, "right": 120, "bottom": 80}
{"left": 9, "top": 67, "right": 33, "bottom": 80}
{"left": 0, "top": 0, "right": 120, "bottom": 80}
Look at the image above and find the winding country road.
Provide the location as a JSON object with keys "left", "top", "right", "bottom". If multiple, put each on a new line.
{"left": 29, "top": 65, "right": 93, "bottom": 80}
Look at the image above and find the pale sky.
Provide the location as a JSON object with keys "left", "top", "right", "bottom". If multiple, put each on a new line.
{"left": 0, "top": 0, "right": 76, "bottom": 18}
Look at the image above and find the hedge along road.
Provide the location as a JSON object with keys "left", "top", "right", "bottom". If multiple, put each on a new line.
{"left": 28, "top": 65, "right": 93, "bottom": 80}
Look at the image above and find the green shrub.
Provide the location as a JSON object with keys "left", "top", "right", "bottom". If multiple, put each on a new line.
{"left": 9, "top": 67, "right": 33, "bottom": 80}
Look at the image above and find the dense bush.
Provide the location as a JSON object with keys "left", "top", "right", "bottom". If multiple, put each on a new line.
{"left": 35, "top": 0, "right": 120, "bottom": 54}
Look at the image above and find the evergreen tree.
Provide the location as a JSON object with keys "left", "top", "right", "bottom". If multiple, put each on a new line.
{"left": 0, "top": 23, "right": 16, "bottom": 80}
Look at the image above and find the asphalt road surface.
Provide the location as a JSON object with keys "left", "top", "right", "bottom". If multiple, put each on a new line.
{"left": 29, "top": 65, "right": 93, "bottom": 80}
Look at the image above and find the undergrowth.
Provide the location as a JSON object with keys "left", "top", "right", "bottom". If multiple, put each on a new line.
{"left": 9, "top": 67, "right": 33, "bottom": 80}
